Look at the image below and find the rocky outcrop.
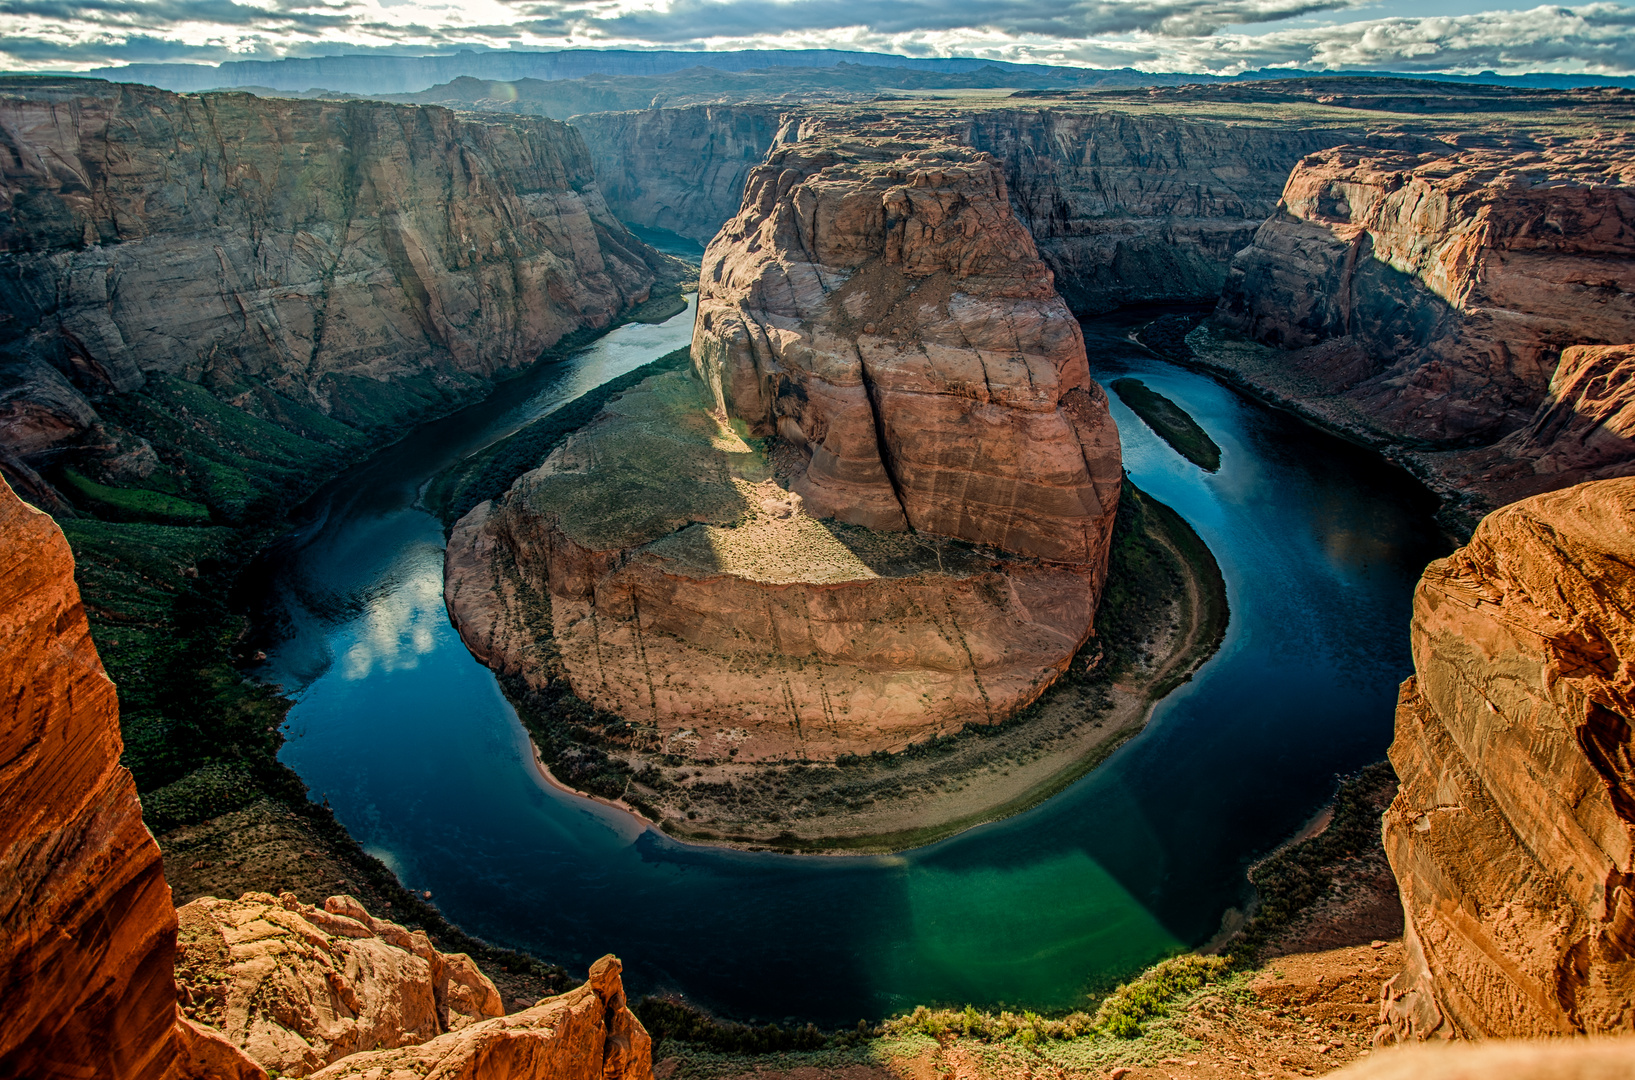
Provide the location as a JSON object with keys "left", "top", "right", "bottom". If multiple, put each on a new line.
{"left": 0, "top": 76, "right": 678, "bottom": 479}
{"left": 1380, "top": 477, "right": 1635, "bottom": 1041}
{"left": 174, "top": 892, "right": 504, "bottom": 1077}
{"left": 694, "top": 136, "right": 1122, "bottom": 563}
{"left": 0, "top": 473, "right": 265, "bottom": 1080}
{"left": 448, "top": 133, "right": 1120, "bottom": 757}
{"left": 309, "top": 954, "right": 650, "bottom": 1080}
{"left": 571, "top": 105, "right": 784, "bottom": 244}
{"left": 1218, "top": 143, "right": 1635, "bottom": 447}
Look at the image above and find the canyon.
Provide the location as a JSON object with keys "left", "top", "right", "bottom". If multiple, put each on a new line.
{"left": 5, "top": 63, "right": 1635, "bottom": 1076}
{"left": 447, "top": 129, "right": 1124, "bottom": 765}
{"left": 0, "top": 470, "right": 653, "bottom": 1080}
{"left": 0, "top": 76, "right": 684, "bottom": 512}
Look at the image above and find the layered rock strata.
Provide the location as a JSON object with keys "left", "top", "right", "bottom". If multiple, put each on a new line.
{"left": 1218, "top": 143, "right": 1635, "bottom": 448}
{"left": 448, "top": 136, "right": 1120, "bottom": 757}
{"left": 309, "top": 954, "right": 651, "bottom": 1080}
{"left": 0, "top": 474, "right": 264, "bottom": 1080}
{"left": 0, "top": 76, "right": 677, "bottom": 484}
{"left": 1380, "top": 477, "right": 1635, "bottom": 1040}
{"left": 570, "top": 105, "right": 784, "bottom": 244}
{"left": 174, "top": 892, "right": 505, "bottom": 1077}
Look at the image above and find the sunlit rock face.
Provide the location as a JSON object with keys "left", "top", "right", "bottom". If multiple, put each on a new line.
{"left": 308, "top": 954, "right": 651, "bottom": 1080}
{"left": 175, "top": 892, "right": 505, "bottom": 1078}
{"left": 0, "top": 77, "right": 675, "bottom": 479}
{"left": 447, "top": 135, "right": 1120, "bottom": 760}
{"left": 0, "top": 474, "right": 264, "bottom": 1080}
{"left": 1380, "top": 477, "right": 1635, "bottom": 1041}
{"left": 1219, "top": 143, "right": 1635, "bottom": 448}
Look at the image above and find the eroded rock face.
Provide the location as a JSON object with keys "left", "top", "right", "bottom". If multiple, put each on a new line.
{"left": 308, "top": 954, "right": 651, "bottom": 1080}
{"left": 0, "top": 77, "right": 675, "bottom": 472}
{"left": 446, "top": 369, "right": 1101, "bottom": 759}
{"left": 0, "top": 473, "right": 264, "bottom": 1080}
{"left": 961, "top": 108, "right": 1355, "bottom": 314}
{"left": 1219, "top": 143, "right": 1635, "bottom": 447}
{"left": 1380, "top": 477, "right": 1635, "bottom": 1041}
{"left": 571, "top": 105, "right": 784, "bottom": 244}
{"left": 174, "top": 892, "right": 504, "bottom": 1077}
{"left": 694, "top": 136, "right": 1122, "bottom": 565}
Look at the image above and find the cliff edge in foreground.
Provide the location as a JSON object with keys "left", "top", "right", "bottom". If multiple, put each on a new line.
{"left": 1381, "top": 476, "right": 1635, "bottom": 1041}
{"left": 0, "top": 474, "right": 263, "bottom": 1079}
{"left": 0, "top": 469, "right": 652, "bottom": 1079}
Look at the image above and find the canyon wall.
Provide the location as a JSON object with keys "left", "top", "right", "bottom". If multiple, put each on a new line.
{"left": 1218, "top": 143, "right": 1635, "bottom": 448}
{"left": 570, "top": 104, "right": 784, "bottom": 244}
{"left": 958, "top": 108, "right": 1356, "bottom": 313}
{"left": 447, "top": 133, "right": 1121, "bottom": 757}
{"left": 1380, "top": 476, "right": 1635, "bottom": 1041}
{"left": 0, "top": 77, "right": 678, "bottom": 493}
{"left": 0, "top": 474, "right": 263, "bottom": 1080}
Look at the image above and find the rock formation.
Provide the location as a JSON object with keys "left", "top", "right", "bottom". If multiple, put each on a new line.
{"left": 1218, "top": 142, "right": 1635, "bottom": 447}
{"left": 1380, "top": 477, "right": 1635, "bottom": 1041}
{"left": 958, "top": 107, "right": 1355, "bottom": 313}
{"left": 309, "top": 954, "right": 651, "bottom": 1080}
{"left": 570, "top": 105, "right": 784, "bottom": 244}
{"left": 0, "top": 468, "right": 652, "bottom": 1080}
{"left": 174, "top": 892, "right": 505, "bottom": 1077}
{"left": 447, "top": 133, "right": 1121, "bottom": 758}
{"left": 0, "top": 76, "right": 679, "bottom": 489}
{"left": 0, "top": 473, "right": 265, "bottom": 1080}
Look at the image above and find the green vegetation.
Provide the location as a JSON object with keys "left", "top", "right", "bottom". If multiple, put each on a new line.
{"left": 428, "top": 347, "right": 693, "bottom": 524}
{"left": 1112, "top": 377, "right": 1222, "bottom": 471}
{"left": 1233, "top": 761, "right": 1400, "bottom": 958}
{"left": 59, "top": 468, "right": 212, "bottom": 524}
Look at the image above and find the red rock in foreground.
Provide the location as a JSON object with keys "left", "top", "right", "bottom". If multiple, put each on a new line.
{"left": 0, "top": 474, "right": 265, "bottom": 1080}
{"left": 1380, "top": 477, "right": 1635, "bottom": 1041}
{"left": 309, "top": 954, "right": 651, "bottom": 1080}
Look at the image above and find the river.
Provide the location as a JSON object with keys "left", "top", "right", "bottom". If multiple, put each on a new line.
{"left": 262, "top": 299, "right": 1445, "bottom": 1024}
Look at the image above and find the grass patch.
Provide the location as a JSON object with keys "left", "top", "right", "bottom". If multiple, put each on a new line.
{"left": 1112, "top": 377, "right": 1221, "bottom": 471}
{"left": 59, "top": 467, "right": 212, "bottom": 524}
{"left": 428, "top": 347, "right": 694, "bottom": 524}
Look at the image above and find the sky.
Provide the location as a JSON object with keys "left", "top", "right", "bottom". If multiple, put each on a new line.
{"left": 2, "top": 0, "right": 1634, "bottom": 77}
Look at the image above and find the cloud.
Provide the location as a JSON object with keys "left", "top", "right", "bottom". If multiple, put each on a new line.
{"left": 1, "top": 0, "right": 1633, "bottom": 76}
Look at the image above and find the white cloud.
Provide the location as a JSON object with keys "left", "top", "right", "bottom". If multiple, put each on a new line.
{"left": 2, "top": 0, "right": 1633, "bottom": 76}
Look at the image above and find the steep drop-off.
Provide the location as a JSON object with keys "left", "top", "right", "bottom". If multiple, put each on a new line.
{"left": 570, "top": 105, "right": 784, "bottom": 245}
{"left": 1380, "top": 477, "right": 1635, "bottom": 1040}
{"left": 447, "top": 133, "right": 1122, "bottom": 763}
{"left": 0, "top": 76, "right": 680, "bottom": 507}
{"left": 0, "top": 473, "right": 264, "bottom": 1080}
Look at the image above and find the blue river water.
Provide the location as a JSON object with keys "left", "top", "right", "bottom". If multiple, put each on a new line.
{"left": 265, "top": 300, "right": 1445, "bottom": 1024}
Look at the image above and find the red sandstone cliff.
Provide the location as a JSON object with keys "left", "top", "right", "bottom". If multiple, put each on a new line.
{"left": 0, "top": 473, "right": 264, "bottom": 1080}
{"left": 693, "top": 135, "right": 1122, "bottom": 565}
{"left": 1380, "top": 477, "right": 1635, "bottom": 1041}
{"left": 0, "top": 77, "right": 679, "bottom": 495}
{"left": 1218, "top": 142, "right": 1635, "bottom": 448}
